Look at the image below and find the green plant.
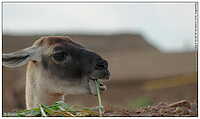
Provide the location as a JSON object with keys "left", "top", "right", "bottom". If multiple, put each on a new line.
{"left": 128, "top": 96, "right": 153, "bottom": 109}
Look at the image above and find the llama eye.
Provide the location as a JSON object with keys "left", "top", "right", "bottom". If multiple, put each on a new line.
{"left": 52, "top": 52, "right": 66, "bottom": 62}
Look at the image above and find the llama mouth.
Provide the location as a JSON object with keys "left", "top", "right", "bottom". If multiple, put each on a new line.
{"left": 88, "top": 77, "right": 107, "bottom": 96}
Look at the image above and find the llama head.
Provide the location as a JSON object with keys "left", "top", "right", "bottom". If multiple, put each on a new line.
{"left": 3, "top": 36, "right": 110, "bottom": 95}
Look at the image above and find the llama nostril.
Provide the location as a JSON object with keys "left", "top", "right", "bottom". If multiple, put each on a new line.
{"left": 95, "top": 63, "right": 105, "bottom": 70}
{"left": 95, "top": 60, "right": 107, "bottom": 70}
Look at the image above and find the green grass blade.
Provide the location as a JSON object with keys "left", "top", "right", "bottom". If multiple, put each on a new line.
{"left": 39, "top": 104, "right": 47, "bottom": 117}
{"left": 95, "top": 79, "right": 104, "bottom": 116}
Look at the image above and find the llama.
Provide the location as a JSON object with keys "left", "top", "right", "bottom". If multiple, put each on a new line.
{"left": 3, "top": 36, "right": 110, "bottom": 109}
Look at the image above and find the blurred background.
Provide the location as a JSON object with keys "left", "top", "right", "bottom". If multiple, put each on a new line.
{"left": 2, "top": 3, "right": 197, "bottom": 112}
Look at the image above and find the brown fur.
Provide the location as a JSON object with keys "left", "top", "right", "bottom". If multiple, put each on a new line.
{"left": 34, "top": 36, "right": 83, "bottom": 48}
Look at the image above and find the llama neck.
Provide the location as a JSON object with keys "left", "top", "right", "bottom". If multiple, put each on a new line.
{"left": 25, "top": 62, "right": 64, "bottom": 109}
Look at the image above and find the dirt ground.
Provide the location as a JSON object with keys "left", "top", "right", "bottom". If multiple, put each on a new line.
{"left": 103, "top": 100, "right": 197, "bottom": 116}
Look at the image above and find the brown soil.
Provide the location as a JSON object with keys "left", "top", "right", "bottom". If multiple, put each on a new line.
{"left": 103, "top": 100, "right": 197, "bottom": 116}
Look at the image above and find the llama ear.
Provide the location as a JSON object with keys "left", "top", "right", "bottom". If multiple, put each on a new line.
{"left": 3, "top": 46, "right": 42, "bottom": 68}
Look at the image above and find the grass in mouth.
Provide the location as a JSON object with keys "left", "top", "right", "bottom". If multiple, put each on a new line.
{"left": 95, "top": 79, "right": 104, "bottom": 116}
{"left": 4, "top": 79, "right": 104, "bottom": 117}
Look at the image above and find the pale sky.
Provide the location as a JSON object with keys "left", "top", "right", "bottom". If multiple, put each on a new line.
{"left": 3, "top": 3, "right": 196, "bottom": 52}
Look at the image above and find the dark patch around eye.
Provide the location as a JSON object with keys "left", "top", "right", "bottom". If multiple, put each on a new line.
{"left": 53, "top": 46, "right": 64, "bottom": 52}
{"left": 52, "top": 52, "right": 66, "bottom": 62}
